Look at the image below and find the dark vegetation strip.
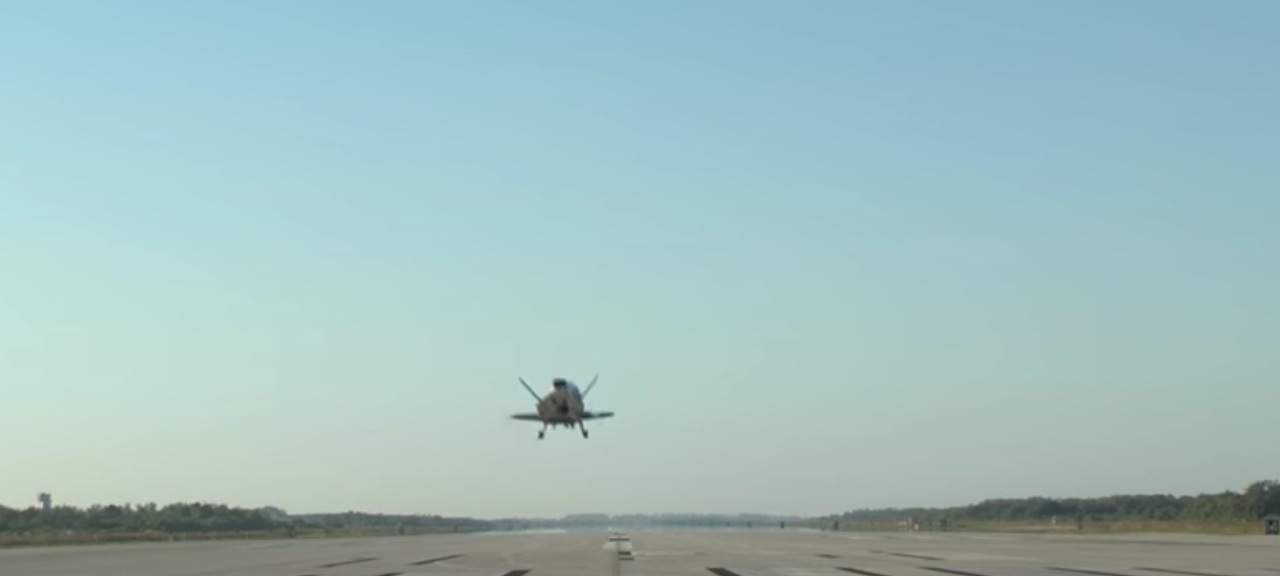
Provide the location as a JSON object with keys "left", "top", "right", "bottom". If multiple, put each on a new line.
{"left": 819, "top": 479, "right": 1279, "bottom": 525}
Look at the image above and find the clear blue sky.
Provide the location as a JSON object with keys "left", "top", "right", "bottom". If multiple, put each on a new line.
{"left": 2, "top": 1, "right": 1276, "bottom": 519}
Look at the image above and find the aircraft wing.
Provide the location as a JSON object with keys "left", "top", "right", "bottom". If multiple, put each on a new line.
{"left": 581, "top": 410, "right": 615, "bottom": 420}
{"left": 510, "top": 413, "right": 543, "bottom": 421}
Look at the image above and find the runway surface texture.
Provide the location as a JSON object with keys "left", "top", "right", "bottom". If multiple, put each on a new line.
{"left": 1, "top": 529, "right": 1277, "bottom": 576}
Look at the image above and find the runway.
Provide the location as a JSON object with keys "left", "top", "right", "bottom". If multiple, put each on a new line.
{"left": 1, "top": 529, "right": 1277, "bottom": 576}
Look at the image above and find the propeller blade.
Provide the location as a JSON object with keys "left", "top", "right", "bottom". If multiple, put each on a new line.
{"left": 581, "top": 373, "right": 599, "bottom": 399}
{"left": 518, "top": 377, "right": 543, "bottom": 403}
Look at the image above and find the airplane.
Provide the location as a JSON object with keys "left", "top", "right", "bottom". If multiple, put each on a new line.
{"left": 509, "top": 374, "right": 615, "bottom": 440}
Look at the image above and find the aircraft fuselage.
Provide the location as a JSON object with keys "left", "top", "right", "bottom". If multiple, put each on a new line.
{"left": 536, "top": 390, "right": 584, "bottom": 424}
{"left": 511, "top": 374, "right": 611, "bottom": 440}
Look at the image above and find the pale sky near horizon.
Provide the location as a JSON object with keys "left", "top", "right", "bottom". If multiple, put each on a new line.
{"left": 2, "top": 1, "right": 1277, "bottom": 519}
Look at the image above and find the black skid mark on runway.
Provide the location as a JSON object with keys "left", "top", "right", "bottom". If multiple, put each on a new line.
{"left": 369, "top": 573, "right": 403, "bottom": 576}
{"left": 1049, "top": 568, "right": 1132, "bottom": 576}
{"left": 872, "top": 550, "right": 942, "bottom": 561}
{"left": 499, "top": 570, "right": 531, "bottom": 576}
{"left": 319, "top": 557, "right": 377, "bottom": 568}
{"left": 817, "top": 554, "right": 841, "bottom": 558}
{"left": 707, "top": 568, "right": 747, "bottom": 576}
{"left": 835, "top": 567, "right": 892, "bottom": 576}
{"left": 1138, "top": 569, "right": 1230, "bottom": 576}
{"left": 921, "top": 567, "right": 996, "bottom": 576}
{"left": 411, "top": 554, "right": 464, "bottom": 565}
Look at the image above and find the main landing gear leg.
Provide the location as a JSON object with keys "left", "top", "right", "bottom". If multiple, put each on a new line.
{"left": 580, "top": 422, "right": 589, "bottom": 439}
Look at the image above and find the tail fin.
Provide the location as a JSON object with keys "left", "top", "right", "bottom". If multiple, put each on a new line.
{"left": 518, "top": 377, "right": 542, "bottom": 403}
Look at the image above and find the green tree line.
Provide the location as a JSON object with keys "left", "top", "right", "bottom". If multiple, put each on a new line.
{"left": 287, "top": 511, "right": 487, "bottom": 531}
{"left": 0, "top": 503, "right": 490, "bottom": 535}
{"left": 0, "top": 502, "right": 274, "bottom": 534}
{"left": 819, "top": 480, "right": 1280, "bottom": 523}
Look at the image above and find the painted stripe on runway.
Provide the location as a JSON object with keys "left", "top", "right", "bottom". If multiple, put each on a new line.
{"left": 872, "top": 551, "right": 943, "bottom": 562}
{"left": 921, "top": 567, "right": 997, "bottom": 576}
{"left": 835, "top": 567, "right": 893, "bottom": 576}
{"left": 410, "top": 554, "right": 463, "bottom": 566}
{"left": 1138, "top": 568, "right": 1230, "bottom": 576}
{"left": 319, "top": 557, "right": 377, "bottom": 568}
{"left": 1049, "top": 568, "right": 1134, "bottom": 576}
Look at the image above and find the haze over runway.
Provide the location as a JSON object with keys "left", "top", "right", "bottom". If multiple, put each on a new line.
{"left": 4, "top": 530, "right": 1280, "bottom": 576}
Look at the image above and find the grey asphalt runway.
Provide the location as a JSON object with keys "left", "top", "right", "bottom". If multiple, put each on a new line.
{"left": 1, "top": 529, "right": 1277, "bottom": 576}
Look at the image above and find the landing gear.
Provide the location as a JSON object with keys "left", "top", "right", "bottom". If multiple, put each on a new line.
{"left": 535, "top": 421, "right": 590, "bottom": 439}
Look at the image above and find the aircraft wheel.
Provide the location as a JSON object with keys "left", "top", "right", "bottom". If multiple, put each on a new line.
{"left": 538, "top": 431, "right": 545, "bottom": 440}
{"left": 582, "top": 430, "right": 589, "bottom": 439}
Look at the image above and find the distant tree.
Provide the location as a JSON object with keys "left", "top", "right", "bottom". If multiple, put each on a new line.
{"left": 814, "top": 480, "right": 1280, "bottom": 524}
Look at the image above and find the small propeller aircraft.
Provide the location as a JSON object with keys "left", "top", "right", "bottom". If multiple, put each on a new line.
{"left": 510, "top": 374, "right": 615, "bottom": 439}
